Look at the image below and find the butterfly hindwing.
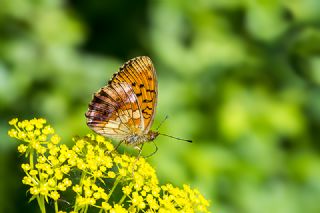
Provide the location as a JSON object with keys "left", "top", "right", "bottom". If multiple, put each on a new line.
{"left": 86, "top": 82, "right": 144, "bottom": 141}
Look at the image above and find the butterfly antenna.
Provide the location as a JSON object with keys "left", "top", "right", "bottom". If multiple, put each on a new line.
{"left": 159, "top": 133, "right": 192, "bottom": 143}
{"left": 156, "top": 115, "right": 169, "bottom": 130}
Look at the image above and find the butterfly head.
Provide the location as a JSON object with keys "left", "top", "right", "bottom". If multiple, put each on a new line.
{"left": 147, "top": 130, "right": 159, "bottom": 142}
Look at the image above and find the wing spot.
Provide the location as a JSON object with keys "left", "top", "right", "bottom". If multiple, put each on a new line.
{"left": 132, "top": 82, "right": 136, "bottom": 87}
{"left": 143, "top": 99, "right": 153, "bottom": 103}
{"left": 99, "top": 89, "right": 109, "bottom": 97}
{"left": 136, "top": 92, "right": 142, "bottom": 97}
{"left": 132, "top": 110, "right": 141, "bottom": 119}
{"left": 142, "top": 108, "right": 152, "bottom": 115}
{"left": 139, "top": 84, "right": 144, "bottom": 88}
{"left": 144, "top": 115, "right": 151, "bottom": 119}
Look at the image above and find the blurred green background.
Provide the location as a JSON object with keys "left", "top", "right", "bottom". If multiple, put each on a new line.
{"left": 1, "top": 0, "right": 320, "bottom": 212}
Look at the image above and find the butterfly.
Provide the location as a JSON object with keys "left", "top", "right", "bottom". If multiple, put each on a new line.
{"left": 85, "top": 56, "right": 191, "bottom": 154}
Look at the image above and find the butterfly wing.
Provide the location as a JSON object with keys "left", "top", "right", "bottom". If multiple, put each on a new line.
{"left": 110, "top": 56, "right": 158, "bottom": 133}
{"left": 85, "top": 81, "right": 144, "bottom": 141}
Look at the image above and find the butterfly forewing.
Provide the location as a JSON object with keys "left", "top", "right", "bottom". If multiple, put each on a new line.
{"left": 109, "top": 56, "right": 158, "bottom": 132}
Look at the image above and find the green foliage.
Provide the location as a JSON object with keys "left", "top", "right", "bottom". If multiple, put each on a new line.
{"left": 1, "top": 0, "right": 320, "bottom": 212}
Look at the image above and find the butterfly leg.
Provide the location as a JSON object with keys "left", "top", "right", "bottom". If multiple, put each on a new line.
{"left": 135, "top": 144, "right": 144, "bottom": 158}
{"left": 131, "top": 144, "right": 144, "bottom": 176}
{"left": 143, "top": 140, "right": 158, "bottom": 158}
{"left": 114, "top": 140, "right": 124, "bottom": 151}
{"left": 107, "top": 140, "right": 124, "bottom": 155}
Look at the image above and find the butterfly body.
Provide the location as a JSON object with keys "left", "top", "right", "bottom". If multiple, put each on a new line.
{"left": 85, "top": 56, "right": 159, "bottom": 148}
{"left": 124, "top": 130, "right": 159, "bottom": 146}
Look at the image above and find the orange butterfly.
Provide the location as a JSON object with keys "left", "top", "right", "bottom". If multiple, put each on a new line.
{"left": 85, "top": 56, "right": 191, "bottom": 155}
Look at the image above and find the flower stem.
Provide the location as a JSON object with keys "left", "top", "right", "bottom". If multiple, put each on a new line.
{"left": 106, "top": 176, "right": 122, "bottom": 202}
{"left": 54, "top": 201, "right": 58, "bottom": 213}
{"left": 37, "top": 195, "right": 46, "bottom": 213}
{"left": 119, "top": 194, "right": 127, "bottom": 205}
{"left": 74, "top": 171, "right": 86, "bottom": 212}
{"left": 84, "top": 204, "right": 88, "bottom": 213}
{"left": 29, "top": 151, "right": 34, "bottom": 169}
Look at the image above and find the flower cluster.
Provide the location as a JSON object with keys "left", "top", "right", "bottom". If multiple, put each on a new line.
{"left": 8, "top": 118, "right": 210, "bottom": 213}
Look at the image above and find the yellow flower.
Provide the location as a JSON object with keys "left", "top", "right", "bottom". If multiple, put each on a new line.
{"left": 111, "top": 204, "right": 127, "bottom": 213}
{"left": 131, "top": 192, "right": 144, "bottom": 207}
{"left": 9, "top": 118, "right": 210, "bottom": 213}
{"left": 37, "top": 156, "right": 47, "bottom": 163}
{"left": 99, "top": 165, "right": 106, "bottom": 172}
{"left": 73, "top": 184, "right": 82, "bottom": 193}
{"left": 57, "top": 183, "right": 67, "bottom": 191}
{"left": 61, "top": 165, "right": 70, "bottom": 174}
{"left": 93, "top": 192, "right": 101, "bottom": 199}
{"left": 21, "top": 163, "right": 31, "bottom": 171}
{"left": 123, "top": 186, "right": 132, "bottom": 195}
{"left": 93, "top": 170, "right": 103, "bottom": 178}
{"left": 106, "top": 142, "right": 114, "bottom": 151}
{"left": 22, "top": 176, "right": 33, "bottom": 185}
{"left": 9, "top": 118, "right": 18, "bottom": 125}
{"left": 17, "top": 144, "right": 28, "bottom": 153}
{"left": 38, "top": 134, "right": 47, "bottom": 142}
{"left": 96, "top": 135, "right": 105, "bottom": 143}
{"left": 54, "top": 169, "right": 64, "bottom": 180}
{"left": 119, "top": 168, "right": 127, "bottom": 176}
{"left": 50, "top": 191, "right": 60, "bottom": 200}
{"left": 25, "top": 124, "right": 34, "bottom": 132}
{"left": 43, "top": 125, "right": 54, "bottom": 134}
{"left": 107, "top": 171, "right": 116, "bottom": 178}
{"left": 8, "top": 129, "right": 18, "bottom": 137}
{"left": 18, "top": 131, "right": 26, "bottom": 139}
{"left": 30, "top": 187, "right": 40, "bottom": 195}
{"left": 34, "top": 118, "right": 46, "bottom": 129}
{"left": 29, "top": 170, "right": 38, "bottom": 176}
{"left": 51, "top": 134, "right": 61, "bottom": 144}
{"left": 48, "top": 178, "right": 56, "bottom": 187}
{"left": 63, "top": 178, "right": 72, "bottom": 187}
{"left": 102, "top": 202, "right": 112, "bottom": 210}
{"left": 146, "top": 194, "right": 159, "bottom": 210}
{"left": 87, "top": 197, "right": 96, "bottom": 205}
{"left": 34, "top": 129, "right": 41, "bottom": 136}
